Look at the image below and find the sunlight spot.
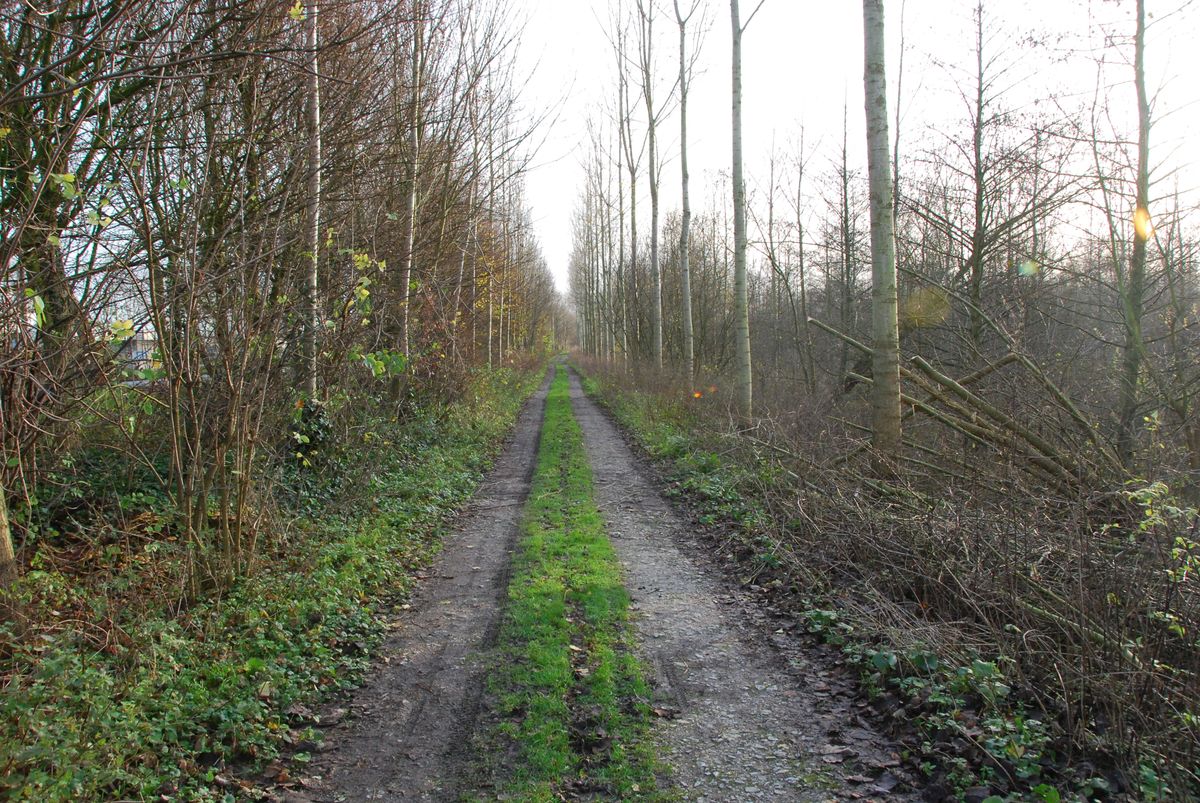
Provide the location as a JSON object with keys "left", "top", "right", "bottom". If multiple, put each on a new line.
{"left": 901, "top": 287, "right": 951, "bottom": 328}
{"left": 1018, "top": 259, "right": 1040, "bottom": 277}
{"left": 1134, "top": 206, "right": 1154, "bottom": 240}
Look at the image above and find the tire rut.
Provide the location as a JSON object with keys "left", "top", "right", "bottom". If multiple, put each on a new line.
{"left": 567, "top": 370, "right": 919, "bottom": 803}
{"left": 284, "top": 372, "right": 551, "bottom": 802}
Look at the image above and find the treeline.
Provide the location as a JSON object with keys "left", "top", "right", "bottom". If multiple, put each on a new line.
{"left": 0, "top": 0, "right": 563, "bottom": 589}
{"left": 570, "top": 0, "right": 1199, "bottom": 791}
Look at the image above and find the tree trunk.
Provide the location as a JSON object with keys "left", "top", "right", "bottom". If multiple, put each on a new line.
{"left": 398, "top": 6, "right": 424, "bottom": 361}
{"left": 302, "top": 0, "right": 321, "bottom": 398}
{"left": 730, "top": 0, "right": 752, "bottom": 417}
{"left": 675, "top": 0, "right": 696, "bottom": 387}
{"left": 0, "top": 483, "right": 16, "bottom": 588}
{"left": 863, "top": 0, "right": 902, "bottom": 464}
{"left": 794, "top": 138, "right": 816, "bottom": 393}
{"left": 967, "top": 3, "right": 986, "bottom": 356}
{"left": 620, "top": 52, "right": 642, "bottom": 359}
{"left": 637, "top": 1, "right": 664, "bottom": 370}
{"left": 838, "top": 110, "right": 854, "bottom": 382}
{"left": 1117, "top": 0, "right": 1150, "bottom": 468}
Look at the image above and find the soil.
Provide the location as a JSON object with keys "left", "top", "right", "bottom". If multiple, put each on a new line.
{"left": 267, "top": 368, "right": 924, "bottom": 802}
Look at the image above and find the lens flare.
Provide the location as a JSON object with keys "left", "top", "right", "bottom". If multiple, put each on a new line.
{"left": 901, "top": 287, "right": 951, "bottom": 328}
{"left": 1133, "top": 206, "right": 1154, "bottom": 240}
{"left": 1018, "top": 259, "right": 1040, "bottom": 277}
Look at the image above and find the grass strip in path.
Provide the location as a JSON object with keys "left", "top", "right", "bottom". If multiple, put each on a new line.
{"left": 468, "top": 365, "right": 668, "bottom": 802}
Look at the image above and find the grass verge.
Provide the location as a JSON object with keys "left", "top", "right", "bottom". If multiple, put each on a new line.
{"left": 0, "top": 366, "right": 540, "bottom": 802}
{"left": 467, "top": 365, "right": 667, "bottom": 802}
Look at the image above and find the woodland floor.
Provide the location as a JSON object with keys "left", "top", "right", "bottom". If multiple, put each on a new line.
{"left": 265, "top": 368, "right": 924, "bottom": 802}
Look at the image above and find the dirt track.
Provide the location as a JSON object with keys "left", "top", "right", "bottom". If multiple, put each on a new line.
{"left": 285, "top": 372, "right": 550, "bottom": 802}
{"left": 569, "top": 371, "right": 917, "bottom": 803}
{"left": 280, "top": 369, "right": 919, "bottom": 802}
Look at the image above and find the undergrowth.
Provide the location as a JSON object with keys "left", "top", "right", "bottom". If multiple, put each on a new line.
{"left": 0, "top": 366, "right": 540, "bottom": 802}
{"left": 467, "top": 365, "right": 667, "bottom": 802}
{"left": 577, "top": 365, "right": 1195, "bottom": 803}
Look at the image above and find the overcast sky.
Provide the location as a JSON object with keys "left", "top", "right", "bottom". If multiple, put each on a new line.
{"left": 506, "top": 0, "right": 1200, "bottom": 294}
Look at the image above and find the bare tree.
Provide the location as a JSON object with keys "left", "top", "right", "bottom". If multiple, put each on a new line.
{"left": 635, "top": 0, "right": 665, "bottom": 369}
{"left": 674, "top": 0, "right": 703, "bottom": 386}
{"left": 398, "top": 0, "right": 426, "bottom": 363}
{"left": 302, "top": 0, "right": 322, "bottom": 398}
{"left": 863, "top": 0, "right": 901, "bottom": 462}
{"left": 1116, "top": 0, "right": 1151, "bottom": 467}
{"left": 730, "top": 0, "right": 765, "bottom": 416}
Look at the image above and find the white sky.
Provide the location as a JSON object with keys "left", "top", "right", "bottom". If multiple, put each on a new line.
{"left": 508, "top": 0, "right": 1200, "bottom": 294}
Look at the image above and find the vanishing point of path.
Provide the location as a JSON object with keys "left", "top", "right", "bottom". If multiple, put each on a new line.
{"left": 286, "top": 368, "right": 919, "bottom": 802}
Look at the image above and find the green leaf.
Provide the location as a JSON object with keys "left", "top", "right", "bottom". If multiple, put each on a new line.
{"left": 50, "top": 172, "right": 78, "bottom": 200}
{"left": 289, "top": 0, "right": 304, "bottom": 21}
{"left": 29, "top": 293, "right": 46, "bottom": 329}
{"left": 869, "top": 651, "right": 897, "bottom": 671}
{"left": 1032, "top": 784, "right": 1061, "bottom": 803}
{"left": 908, "top": 650, "right": 939, "bottom": 673}
{"left": 108, "top": 319, "right": 135, "bottom": 342}
{"left": 971, "top": 659, "right": 998, "bottom": 679}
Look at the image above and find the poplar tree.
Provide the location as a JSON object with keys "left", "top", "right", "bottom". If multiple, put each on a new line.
{"left": 862, "top": 0, "right": 902, "bottom": 463}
